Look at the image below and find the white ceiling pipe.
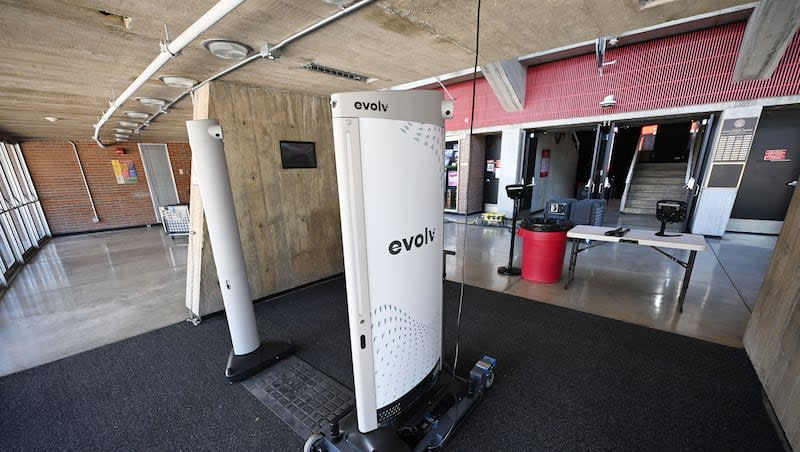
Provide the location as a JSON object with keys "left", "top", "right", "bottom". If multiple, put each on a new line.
{"left": 131, "top": 0, "right": 376, "bottom": 137}
{"left": 93, "top": 0, "right": 246, "bottom": 147}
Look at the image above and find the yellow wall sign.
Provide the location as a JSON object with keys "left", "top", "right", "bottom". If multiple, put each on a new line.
{"left": 111, "top": 159, "right": 139, "bottom": 184}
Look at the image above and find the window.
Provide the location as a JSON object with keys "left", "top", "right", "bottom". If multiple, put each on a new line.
{"left": 0, "top": 142, "right": 51, "bottom": 286}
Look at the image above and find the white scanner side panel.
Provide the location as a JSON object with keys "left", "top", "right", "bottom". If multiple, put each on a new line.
{"left": 333, "top": 100, "right": 444, "bottom": 433}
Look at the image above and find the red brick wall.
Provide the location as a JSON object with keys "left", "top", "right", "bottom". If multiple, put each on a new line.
{"left": 445, "top": 22, "right": 800, "bottom": 131}
{"left": 167, "top": 142, "right": 192, "bottom": 204}
{"left": 20, "top": 140, "right": 192, "bottom": 235}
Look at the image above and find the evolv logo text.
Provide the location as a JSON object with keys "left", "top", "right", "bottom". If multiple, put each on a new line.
{"left": 354, "top": 100, "right": 388, "bottom": 112}
{"left": 388, "top": 227, "right": 435, "bottom": 255}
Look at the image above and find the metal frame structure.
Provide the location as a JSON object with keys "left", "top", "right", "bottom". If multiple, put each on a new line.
{"left": 0, "top": 142, "right": 51, "bottom": 288}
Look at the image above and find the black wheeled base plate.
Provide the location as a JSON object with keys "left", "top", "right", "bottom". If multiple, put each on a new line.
{"left": 241, "top": 355, "right": 354, "bottom": 439}
{"left": 310, "top": 356, "right": 496, "bottom": 452}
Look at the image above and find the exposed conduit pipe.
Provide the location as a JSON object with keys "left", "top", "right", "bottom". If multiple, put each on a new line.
{"left": 68, "top": 141, "right": 100, "bottom": 222}
{"left": 92, "top": 0, "right": 247, "bottom": 148}
{"left": 132, "top": 0, "right": 376, "bottom": 136}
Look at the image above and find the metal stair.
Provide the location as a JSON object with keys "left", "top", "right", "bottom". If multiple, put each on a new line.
{"left": 622, "top": 162, "right": 688, "bottom": 215}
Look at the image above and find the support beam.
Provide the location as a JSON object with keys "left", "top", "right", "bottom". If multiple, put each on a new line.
{"left": 732, "top": 0, "right": 800, "bottom": 81}
{"left": 480, "top": 59, "right": 527, "bottom": 112}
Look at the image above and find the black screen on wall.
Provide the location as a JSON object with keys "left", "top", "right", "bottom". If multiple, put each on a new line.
{"left": 280, "top": 141, "right": 317, "bottom": 169}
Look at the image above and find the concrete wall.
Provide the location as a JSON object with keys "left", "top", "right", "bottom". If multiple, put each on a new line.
{"left": 743, "top": 186, "right": 800, "bottom": 451}
{"left": 496, "top": 127, "right": 525, "bottom": 217}
{"left": 20, "top": 140, "right": 191, "bottom": 235}
{"left": 190, "top": 82, "right": 343, "bottom": 314}
{"left": 530, "top": 133, "right": 579, "bottom": 212}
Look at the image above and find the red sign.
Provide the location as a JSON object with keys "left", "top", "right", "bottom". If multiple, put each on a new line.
{"left": 764, "top": 149, "right": 788, "bottom": 161}
{"left": 540, "top": 149, "right": 551, "bottom": 177}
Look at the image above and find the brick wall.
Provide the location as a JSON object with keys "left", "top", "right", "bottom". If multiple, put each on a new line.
{"left": 452, "top": 134, "right": 485, "bottom": 214}
{"left": 20, "top": 140, "right": 191, "bottom": 235}
{"left": 167, "top": 142, "right": 191, "bottom": 204}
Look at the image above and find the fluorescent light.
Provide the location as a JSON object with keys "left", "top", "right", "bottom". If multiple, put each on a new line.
{"left": 44, "top": 116, "right": 60, "bottom": 123}
{"left": 118, "top": 120, "right": 140, "bottom": 128}
{"left": 201, "top": 39, "right": 252, "bottom": 60}
{"left": 114, "top": 128, "right": 133, "bottom": 134}
{"left": 135, "top": 97, "right": 167, "bottom": 107}
{"left": 124, "top": 111, "right": 150, "bottom": 119}
{"left": 114, "top": 134, "right": 130, "bottom": 139}
{"left": 158, "top": 75, "right": 198, "bottom": 89}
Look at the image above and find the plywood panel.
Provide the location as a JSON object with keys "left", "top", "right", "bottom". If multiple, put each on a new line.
{"left": 744, "top": 186, "right": 800, "bottom": 450}
{"left": 191, "top": 82, "right": 342, "bottom": 313}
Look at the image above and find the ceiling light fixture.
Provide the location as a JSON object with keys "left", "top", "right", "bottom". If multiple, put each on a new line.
{"left": 124, "top": 111, "right": 150, "bottom": 119}
{"left": 135, "top": 97, "right": 167, "bottom": 107}
{"left": 114, "top": 134, "right": 130, "bottom": 139}
{"left": 114, "top": 128, "right": 133, "bottom": 134}
{"left": 158, "top": 75, "right": 199, "bottom": 89}
{"left": 118, "top": 120, "right": 140, "bottom": 128}
{"left": 202, "top": 39, "right": 252, "bottom": 60}
{"left": 44, "top": 116, "right": 60, "bottom": 123}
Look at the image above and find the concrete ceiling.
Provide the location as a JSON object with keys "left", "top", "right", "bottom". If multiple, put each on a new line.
{"left": 0, "top": 0, "right": 754, "bottom": 143}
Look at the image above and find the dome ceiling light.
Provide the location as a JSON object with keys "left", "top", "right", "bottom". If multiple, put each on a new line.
{"left": 135, "top": 97, "right": 168, "bottom": 107}
{"left": 201, "top": 39, "right": 252, "bottom": 60}
{"left": 124, "top": 111, "right": 150, "bottom": 119}
{"left": 158, "top": 75, "right": 199, "bottom": 89}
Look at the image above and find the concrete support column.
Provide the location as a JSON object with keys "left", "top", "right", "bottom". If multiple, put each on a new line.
{"left": 496, "top": 127, "right": 526, "bottom": 217}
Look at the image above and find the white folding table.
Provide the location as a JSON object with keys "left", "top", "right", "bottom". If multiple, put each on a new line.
{"left": 565, "top": 225, "right": 708, "bottom": 312}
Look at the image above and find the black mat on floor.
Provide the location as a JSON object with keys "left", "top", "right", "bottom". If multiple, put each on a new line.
{"left": 0, "top": 278, "right": 782, "bottom": 451}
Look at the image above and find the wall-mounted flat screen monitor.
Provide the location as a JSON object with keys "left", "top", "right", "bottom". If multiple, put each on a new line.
{"left": 280, "top": 141, "right": 317, "bottom": 169}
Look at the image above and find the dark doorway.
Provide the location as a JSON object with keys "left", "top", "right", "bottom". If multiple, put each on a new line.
{"left": 483, "top": 134, "right": 501, "bottom": 205}
{"left": 732, "top": 108, "right": 800, "bottom": 222}
{"left": 639, "top": 122, "right": 692, "bottom": 163}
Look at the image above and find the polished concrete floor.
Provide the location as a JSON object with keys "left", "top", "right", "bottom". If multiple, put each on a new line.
{"left": 0, "top": 205, "right": 776, "bottom": 376}
{"left": 443, "top": 203, "right": 776, "bottom": 348}
{"left": 0, "top": 227, "right": 188, "bottom": 376}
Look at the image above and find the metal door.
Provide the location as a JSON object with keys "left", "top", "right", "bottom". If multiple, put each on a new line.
{"left": 587, "top": 122, "right": 616, "bottom": 199}
{"left": 139, "top": 144, "right": 179, "bottom": 223}
{"left": 683, "top": 115, "right": 714, "bottom": 231}
{"left": 483, "top": 135, "right": 501, "bottom": 205}
{"left": 729, "top": 109, "right": 800, "bottom": 233}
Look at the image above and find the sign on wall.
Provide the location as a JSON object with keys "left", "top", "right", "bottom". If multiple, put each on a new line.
{"left": 112, "top": 159, "right": 138, "bottom": 184}
{"left": 764, "top": 149, "right": 789, "bottom": 161}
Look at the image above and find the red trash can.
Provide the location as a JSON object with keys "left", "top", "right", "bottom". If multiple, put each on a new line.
{"left": 517, "top": 218, "right": 572, "bottom": 283}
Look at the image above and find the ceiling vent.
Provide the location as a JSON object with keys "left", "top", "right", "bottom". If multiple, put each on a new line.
{"left": 304, "top": 63, "right": 370, "bottom": 82}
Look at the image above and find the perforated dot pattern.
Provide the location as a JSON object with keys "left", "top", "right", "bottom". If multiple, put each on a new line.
{"left": 399, "top": 122, "right": 445, "bottom": 187}
{"left": 371, "top": 304, "right": 439, "bottom": 408}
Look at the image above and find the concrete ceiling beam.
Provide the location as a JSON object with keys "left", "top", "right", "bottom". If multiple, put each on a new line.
{"left": 732, "top": 0, "right": 800, "bottom": 81}
{"left": 480, "top": 59, "right": 527, "bottom": 112}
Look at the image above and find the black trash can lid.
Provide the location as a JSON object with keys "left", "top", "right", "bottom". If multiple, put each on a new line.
{"left": 521, "top": 217, "right": 574, "bottom": 232}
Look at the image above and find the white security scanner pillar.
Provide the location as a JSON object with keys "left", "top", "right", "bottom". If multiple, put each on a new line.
{"left": 331, "top": 90, "right": 446, "bottom": 433}
{"left": 186, "top": 119, "right": 292, "bottom": 382}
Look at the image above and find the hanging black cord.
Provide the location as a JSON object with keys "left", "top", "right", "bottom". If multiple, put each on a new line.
{"left": 428, "top": 0, "right": 481, "bottom": 448}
